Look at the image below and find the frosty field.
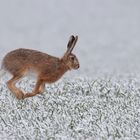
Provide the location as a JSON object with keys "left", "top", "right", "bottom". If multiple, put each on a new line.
{"left": 0, "top": 74, "right": 140, "bottom": 140}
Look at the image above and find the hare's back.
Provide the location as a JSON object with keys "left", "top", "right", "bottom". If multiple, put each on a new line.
{"left": 2, "top": 48, "right": 50, "bottom": 74}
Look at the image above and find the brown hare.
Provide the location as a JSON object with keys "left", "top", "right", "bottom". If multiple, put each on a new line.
{"left": 1, "top": 35, "right": 79, "bottom": 99}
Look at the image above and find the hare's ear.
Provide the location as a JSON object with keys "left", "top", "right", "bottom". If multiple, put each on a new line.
{"left": 66, "top": 35, "right": 78, "bottom": 55}
{"left": 67, "top": 35, "right": 75, "bottom": 49}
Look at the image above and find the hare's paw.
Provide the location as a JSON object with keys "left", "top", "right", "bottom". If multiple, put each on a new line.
{"left": 23, "top": 92, "right": 37, "bottom": 99}
{"left": 23, "top": 93, "right": 31, "bottom": 99}
{"left": 15, "top": 90, "right": 24, "bottom": 100}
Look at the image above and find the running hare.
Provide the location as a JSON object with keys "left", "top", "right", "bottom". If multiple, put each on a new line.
{"left": 1, "top": 35, "right": 79, "bottom": 99}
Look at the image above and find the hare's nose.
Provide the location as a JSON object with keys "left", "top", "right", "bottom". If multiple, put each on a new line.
{"left": 77, "top": 64, "right": 80, "bottom": 68}
{"left": 76, "top": 64, "right": 80, "bottom": 69}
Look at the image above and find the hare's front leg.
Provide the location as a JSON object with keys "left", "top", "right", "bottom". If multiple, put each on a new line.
{"left": 7, "top": 75, "right": 24, "bottom": 100}
{"left": 23, "top": 79, "right": 44, "bottom": 99}
{"left": 39, "top": 82, "right": 45, "bottom": 93}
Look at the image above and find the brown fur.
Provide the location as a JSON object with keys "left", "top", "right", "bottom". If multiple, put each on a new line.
{"left": 2, "top": 35, "right": 79, "bottom": 99}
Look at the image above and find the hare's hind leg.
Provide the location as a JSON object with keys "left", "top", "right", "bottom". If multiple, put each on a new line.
{"left": 7, "top": 75, "right": 25, "bottom": 100}
{"left": 24, "top": 79, "right": 44, "bottom": 99}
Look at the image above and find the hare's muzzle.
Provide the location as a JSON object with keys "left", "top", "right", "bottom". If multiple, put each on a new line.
{"left": 75, "top": 64, "right": 80, "bottom": 69}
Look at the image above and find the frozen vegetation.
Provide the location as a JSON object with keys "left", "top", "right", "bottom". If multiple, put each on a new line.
{"left": 0, "top": 75, "right": 140, "bottom": 140}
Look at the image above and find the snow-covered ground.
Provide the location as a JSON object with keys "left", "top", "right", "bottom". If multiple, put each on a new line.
{"left": 0, "top": 0, "right": 140, "bottom": 139}
{"left": 0, "top": 75, "right": 140, "bottom": 140}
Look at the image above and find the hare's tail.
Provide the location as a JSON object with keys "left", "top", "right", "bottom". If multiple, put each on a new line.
{"left": 0, "top": 59, "right": 6, "bottom": 78}
{"left": 0, "top": 69, "right": 6, "bottom": 78}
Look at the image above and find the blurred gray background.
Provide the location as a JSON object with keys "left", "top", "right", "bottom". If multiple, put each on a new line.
{"left": 0, "top": 0, "right": 140, "bottom": 76}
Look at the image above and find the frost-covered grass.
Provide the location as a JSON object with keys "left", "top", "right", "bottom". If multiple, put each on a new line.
{"left": 0, "top": 75, "right": 140, "bottom": 140}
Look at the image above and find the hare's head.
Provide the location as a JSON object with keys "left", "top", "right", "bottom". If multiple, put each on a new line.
{"left": 61, "top": 35, "right": 80, "bottom": 70}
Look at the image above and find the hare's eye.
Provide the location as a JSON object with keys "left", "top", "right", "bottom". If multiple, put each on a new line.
{"left": 70, "top": 56, "right": 75, "bottom": 61}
